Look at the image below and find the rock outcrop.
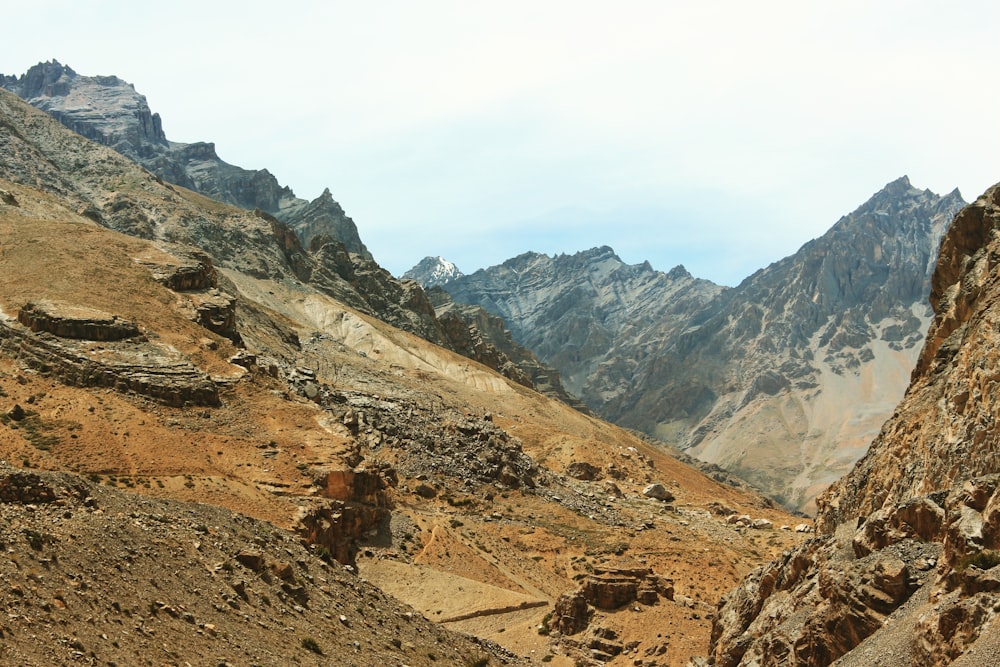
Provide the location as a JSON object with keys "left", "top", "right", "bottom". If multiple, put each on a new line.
{"left": 551, "top": 566, "right": 676, "bottom": 663}
{"left": 295, "top": 462, "right": 398, "bottom": 566}
{"left": 705, "top": 182, "right": 1000, "bottom": 666}
{"left": 0, "top": 311, "right": 219, "bottom": 407}
{"left": 18, "top": 300, "right": 140, "bottom": 341}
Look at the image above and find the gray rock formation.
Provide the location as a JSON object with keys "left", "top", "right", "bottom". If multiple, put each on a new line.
{"left": 442, "top": 182, "right": 966, "bottom": 512}
{"left": 444, "top": 246, "right": 724, "bottom": 399}
{"left": 0, "top": 310, "right": 220, "bottom": 407}
{"left": 0, "top": 61, "right": 370, "bottom": 258}
{"left": 426, "top": 286, "right": 590, "bottom": 412}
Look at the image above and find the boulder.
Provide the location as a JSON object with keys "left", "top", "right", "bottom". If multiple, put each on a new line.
{"left": 642, "top": 483, "right": 674, "bottom": 501}
{"left": 566, "top": 461, "right": 601, "bottom": 481}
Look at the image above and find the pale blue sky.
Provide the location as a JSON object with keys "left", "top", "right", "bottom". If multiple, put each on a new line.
{"left": 4, "top": 1, "right": 999, "bottom": 285}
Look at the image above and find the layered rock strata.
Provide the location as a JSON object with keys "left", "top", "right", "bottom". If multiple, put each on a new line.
{"left": 0, "top": 308, "right": 218, "bottom": 407}
{"left": 18, "top": 300, "right": 140, "bottom": 341}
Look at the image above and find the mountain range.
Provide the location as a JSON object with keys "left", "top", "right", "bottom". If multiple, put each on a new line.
{"left": 429, "top": 178, "right": 965, "bottom": 513}
{"left": 0, "top": 59, "right": 585, "bottom": 409}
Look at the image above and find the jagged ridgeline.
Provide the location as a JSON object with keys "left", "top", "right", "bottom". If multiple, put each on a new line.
{"left": 432, "top": 181, "right": 965, "bottom": 513}
{"left": 0, "top": 60, "right": 371, "bottom": 256}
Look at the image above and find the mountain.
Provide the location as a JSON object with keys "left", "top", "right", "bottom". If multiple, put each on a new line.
{"left": 404, "top": 255, "right": 465, "bottom": 287}
{"left": 443, "top": 246, "right": 725, "bottom": 397}
{"left": 0, "top": 80, "right": 806, "bottom": 664}
{"left": 441, "top": 182, "right": 966, "bottom": 512}
{"left": 704, "top": 182, "right": 1000, "bottom": 667}
{"left": 0, "top": 60, "right": 371, "bottom": 258}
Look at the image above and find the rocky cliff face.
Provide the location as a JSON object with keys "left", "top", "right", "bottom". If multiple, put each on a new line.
{"left": 704, "top": 182, "right": 1000, "bottom": 667}
{"left": 443, "top": 182, "right": 966, "bottom": 512}
{"left": 818, "top": 181, "right": 1000, "bottom": 528}
{"left": 0, "top": 60, "right": 370, "bottom": 258}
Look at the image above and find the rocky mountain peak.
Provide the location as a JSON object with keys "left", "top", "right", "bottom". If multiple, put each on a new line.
{"left": 403, "top": 256, "right": 464, "bottom": 287}
{"left": 1, "top": 60, "right": 166, "bottom": 152}
{"left": 665, "top": 264, "right": 692, "bottom": 280}
{"left": 279, "top": 187, "right": 371, "bottom": 259}
{"left": 1, "top": 59, "right": 77, "bottom": 97}
{"left": 1, "top": 61, "right": 375, "bottom": 260}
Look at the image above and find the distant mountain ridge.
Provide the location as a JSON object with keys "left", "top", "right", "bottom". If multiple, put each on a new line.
{"left": 441, "top": 245, "right": 724, "bottom": 398}
{"left": 436, "top": 179, "right": 966, "bottom": 512}
{"left": 0, "top": 60, "right": 370, "bottom": 258}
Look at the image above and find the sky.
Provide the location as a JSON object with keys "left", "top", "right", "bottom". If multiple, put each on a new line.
{"left": 4, "top": 1, "right": 1000, "bottom": 286}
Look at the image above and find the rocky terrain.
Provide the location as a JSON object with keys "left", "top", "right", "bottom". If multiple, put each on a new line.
{"left": 700, "top": 182, "right": 1000, "bottom": 666}
{"left": 0, "top": 463, "right": 519, "bottom": 667}
{"left": 435, "top": 182, "right": 966, "bottom": 512}
{"left": 0, "top": 82, "right": 806, "bottom": 665}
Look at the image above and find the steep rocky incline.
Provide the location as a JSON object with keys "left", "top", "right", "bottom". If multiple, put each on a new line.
{"left": 702, "top": 182, "right": 1000, "bottom": 667}
{"left": 818, "top": 181, "right": 1000, "bottom": 528}
{"left": 0, "top": 60, "right": 371, "bottom": 258}
{"left": 443, "top": 181, "right": 965, "bottom": 512}
{"left": 0, "top": 463, "right": 522, "bottom": 667}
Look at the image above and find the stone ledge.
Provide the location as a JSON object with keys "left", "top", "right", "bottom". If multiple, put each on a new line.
{"left": 18, "top": 300, "right": 140, "bottom": 341}
{"left": 0, "top": 319, "right": 218, "bottom": 407}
